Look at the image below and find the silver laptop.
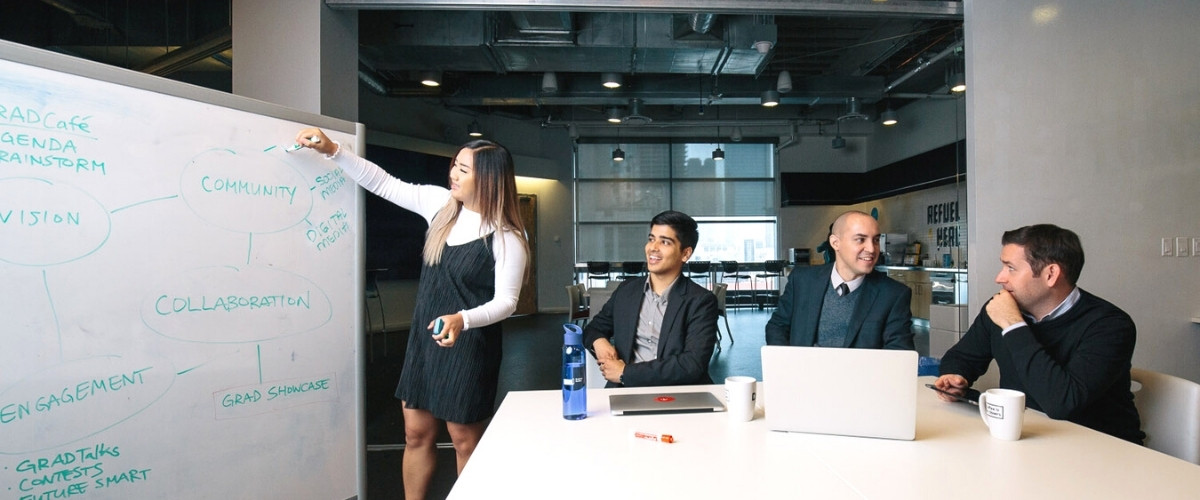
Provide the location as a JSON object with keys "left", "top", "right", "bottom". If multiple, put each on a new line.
{"left": 761, "top": 345, "right": 918, "bottom": 440}
{"left": 609, "top": 391, "right": 726, "bottom": 416}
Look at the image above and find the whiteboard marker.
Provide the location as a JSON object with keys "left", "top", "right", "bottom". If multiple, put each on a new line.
{"left": 285, "top": 136, "right": 321, "bottom": 152}
{"left": 633, "top": 430, "right": 674, "bottom": 443}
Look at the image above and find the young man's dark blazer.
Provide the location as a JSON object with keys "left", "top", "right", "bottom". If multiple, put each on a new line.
{"left": 583, "top": 275, "right": 718, "bottom": 387}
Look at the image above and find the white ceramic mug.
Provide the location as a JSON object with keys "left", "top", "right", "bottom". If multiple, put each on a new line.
{"left": 978, "top": 388, "right": 1025, "bottom": 440}
{"left": 724, "top": 376, "right": 757, "bottom": 422}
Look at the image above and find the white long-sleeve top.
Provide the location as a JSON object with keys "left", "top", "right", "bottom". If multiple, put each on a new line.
{"left": 330, "top": 146, "right": 527, "bottom": 330}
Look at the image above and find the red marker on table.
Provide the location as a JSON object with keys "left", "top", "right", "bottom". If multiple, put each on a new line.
{"left": 633, "top": 431, "right": 674, "bottom": 443}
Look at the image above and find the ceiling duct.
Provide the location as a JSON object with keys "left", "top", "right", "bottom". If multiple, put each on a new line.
{"left": 837, "top": 97, "right": 870, "bottom": 121}
{"left": 623, "top": 98, "right": 652, "bottom": 125}
{"left": 689, "top": 13, "right": 717, "bottom": 34}
{"left": 39, "top": 0, "right": 117, "bottom": 31}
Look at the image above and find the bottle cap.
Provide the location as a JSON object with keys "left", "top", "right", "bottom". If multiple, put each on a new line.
{"left": 563, "top": 323, "right": 583, "bottom": 345}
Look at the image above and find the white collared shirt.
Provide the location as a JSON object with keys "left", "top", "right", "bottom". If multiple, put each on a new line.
{"left": 830, "top": 267, "right": 866, "bottom": 294}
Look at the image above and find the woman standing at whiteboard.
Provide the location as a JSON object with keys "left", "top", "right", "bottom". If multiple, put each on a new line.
{"left": 295, "top": 129, "right": 528, "bottom": 499}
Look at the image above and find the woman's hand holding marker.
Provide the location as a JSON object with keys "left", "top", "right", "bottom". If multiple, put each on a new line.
{"left": 292, "top": 128, "right": 336, "bottom": 156}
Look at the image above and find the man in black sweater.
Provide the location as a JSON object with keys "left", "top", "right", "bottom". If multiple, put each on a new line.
{"left": 934, "top": 224, "right": 1144, "bottom": 444}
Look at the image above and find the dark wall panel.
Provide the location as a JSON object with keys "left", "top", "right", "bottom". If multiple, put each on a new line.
{"left": 782, "top": 140, "right": 966, "bottom": 206}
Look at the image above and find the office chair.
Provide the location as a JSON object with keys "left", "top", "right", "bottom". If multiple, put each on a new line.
{"left": 617, "top": 261, "right": 645, "bottom": 280}
{"left": 1130, "top": 367, "right": 1200, "bottom": 464}
{"left": 687, "top": 261, "right": 712, "bottom": 289}
{"left": 565, "top": 284, "right": 590, "bottom": 326}
{"left": 586, "top": 261, "right": 611, "bottom": 289}
{"left": 712, "top": 283, "right": 733, "bottom": 352}
{"left": 720, "top": 261, "right": 752, "bottom": 308}
{"left": 364, "top": 268, "right": 389, "bottom": 361}
{"left": 754, "top": 259, "right": 787, "bottom": 309}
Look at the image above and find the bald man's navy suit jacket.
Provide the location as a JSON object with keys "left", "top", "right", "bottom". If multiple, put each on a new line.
{"left": 765, "top": 263, "right": 914, "bottom": 349}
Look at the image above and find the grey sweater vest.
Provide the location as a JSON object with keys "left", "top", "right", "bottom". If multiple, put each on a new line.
{"left": 816, "top": 284, "right": 861, "bottom": 347}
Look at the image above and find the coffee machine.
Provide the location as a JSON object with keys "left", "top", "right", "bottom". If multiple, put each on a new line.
{"left": 879, "top": 233, "right": 908, "bottom": 266}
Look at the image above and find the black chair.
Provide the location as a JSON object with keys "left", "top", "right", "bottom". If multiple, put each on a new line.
{"left": 586, "top": 261, "right": 611, "bottom": 289}
{"left": 712, "top": 283, "right": 733, "bottom": 351}
{"left": 364, "top": 268, "right": 389, "bottom": 362}
{"left": 565, "top": 284, "right": 590, "bottom": 326}
{"left": 686, "top": 261, "right": 712, "bottom": 288}
{"left": 720, "top": 261, "right": 752, "bottom": 308}
{"left": 755, "top": 260, "right": 788, "bottom": 309}
{"left": 617, "top": 261, "right": 645, "bottom": 280}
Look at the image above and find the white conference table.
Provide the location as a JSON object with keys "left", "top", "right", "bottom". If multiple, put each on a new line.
{"left": 449, "top": 377, "right": 1200, "bottom": 499}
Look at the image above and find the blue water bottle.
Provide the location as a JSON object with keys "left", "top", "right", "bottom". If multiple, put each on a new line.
{"left": 562, "top": 323, "right": 587, "bottom": 420}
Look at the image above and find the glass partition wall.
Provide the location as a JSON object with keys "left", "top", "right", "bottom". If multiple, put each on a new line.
{"left": 575, "top": 142, "right": 778, "bottom": 264}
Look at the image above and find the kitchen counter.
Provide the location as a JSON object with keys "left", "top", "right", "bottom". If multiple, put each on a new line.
{"left": 876, "top": 265, "right": 967, "bottom": 273}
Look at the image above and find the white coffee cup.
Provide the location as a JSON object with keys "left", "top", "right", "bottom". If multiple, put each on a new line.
{"left": 724, "top": 376, "right": 757, "bottom": 422}
{"left": 978, "top": 388, "right": 1025, "bottom": 440}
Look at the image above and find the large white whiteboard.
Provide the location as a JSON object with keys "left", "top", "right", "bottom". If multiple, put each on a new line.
{"left": 0, "top": 41, "right": 364, "bottom": 500}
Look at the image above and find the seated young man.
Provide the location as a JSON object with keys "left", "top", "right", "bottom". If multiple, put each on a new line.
{"left": 584, "top": 210, "right": 718, "bottom": 387}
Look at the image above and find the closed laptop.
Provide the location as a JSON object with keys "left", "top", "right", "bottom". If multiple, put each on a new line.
{"left": 609, "top": 391, "right": 726, "bottom": 416}
{"left": 761, "top": 345, "right": 917, "bottom": 440}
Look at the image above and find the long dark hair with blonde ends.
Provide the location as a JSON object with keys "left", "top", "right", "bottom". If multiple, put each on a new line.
{"left": 422, "top": 140, "right": 529, "bottom": 267}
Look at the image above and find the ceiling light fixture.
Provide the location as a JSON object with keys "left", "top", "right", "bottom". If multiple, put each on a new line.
{"left": 601, "top": 72, "right": 623, "bottom": 89}
{"left": 948, "top": 59, "right": 966, "bottom": 93}
{"left": 949, "top": 71, "right": 966, "bottom": 93}
{"left": 419, "top": 71, "right": 442, "bottom": 87}
{"left": 753, "top": 40, "right": 774, "bottom": 54}
{"left": 713, "top": 111, "right": 725, "bottom": 161}
{"left": 761, "top": 89, "right": 780, "bottom": 107}
{"left": 832, "top": 121, "right": 846, "bottom": 149}
{"left": 541, "top": 72, "right": 558, "bottom": 92}
{"left": 731, "top": 127, "right": 743, "bottom": 142}
{"left": 606, "top": 107, "right": 623, "bottom": 123}
{"left": 776, "top": 70, "right": 793, "bottom": 93}
{"left": 613, "top": 126, "right": 625, "bottom": 162}
{"left": 880, "top": 107, "right": 898, "bottom": 126}
{"left": 467, "top": 120, "right": 483, "bottom": 137}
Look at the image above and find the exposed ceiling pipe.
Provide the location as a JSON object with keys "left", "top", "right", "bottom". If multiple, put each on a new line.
{"left": 324, "top": 1, "right": 963, "bottom": 20}
{"left": 358, "top": 63, "right": 389, "bottom": 96}
{"left": 39, "top": 0, "right": 117, "bottom": 31}
{"left": 137, "top": 26, "right": 232, "bottom": 76}
{"left": 883, "top": 40, "right": 962, "bottom": 93}
{"left": 542, "top": 116, "right": 832, "bottom": 131}
{"left": 775, "top": 121, "right": 802, "bottom": 153}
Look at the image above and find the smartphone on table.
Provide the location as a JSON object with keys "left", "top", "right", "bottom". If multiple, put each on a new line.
{"left": 925, "top": 383, "right": 981, "bottom": 405}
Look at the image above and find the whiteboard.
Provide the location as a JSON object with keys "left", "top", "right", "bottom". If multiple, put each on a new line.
{"left": 0, "top": 41, "right": 364, "bottom": 500}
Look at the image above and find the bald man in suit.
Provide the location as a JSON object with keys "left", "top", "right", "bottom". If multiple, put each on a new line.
{"left": 765, "top": 211, "right": 914, "bottom": 350}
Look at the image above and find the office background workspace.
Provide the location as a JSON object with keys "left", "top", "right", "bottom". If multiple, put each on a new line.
{"left": 2, "top": 1, "right": 1199, "bottom": 498}
{"left": 3, "top": 1, "right": 1195, "bottom": 383}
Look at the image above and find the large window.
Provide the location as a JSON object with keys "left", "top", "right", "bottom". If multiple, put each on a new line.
{"left": 576, "top": 142, "right": 777, "bottom": 263}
